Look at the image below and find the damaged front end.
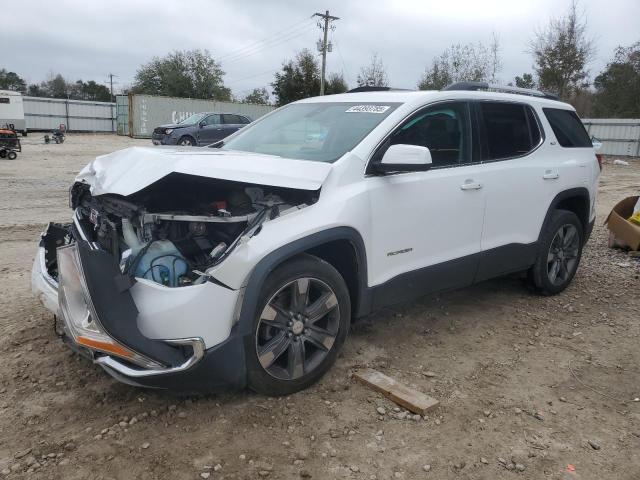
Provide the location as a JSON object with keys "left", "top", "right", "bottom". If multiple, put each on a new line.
{"left": 69, "top": 173, "right": 314, "bottom": 288}
{"left": 34, "top": 173, "right": 317, "bottom": 388}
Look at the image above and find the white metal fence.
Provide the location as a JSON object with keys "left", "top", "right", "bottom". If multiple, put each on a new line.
{"left": 23, "top": 96, "right": 116, "bottom": 132}
{"left": 582, "top": 118, "right": 640, "bottom": 157}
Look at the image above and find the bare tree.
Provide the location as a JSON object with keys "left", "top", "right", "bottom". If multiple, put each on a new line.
{"left": 357, "top": 54, "right": 389, "bottom": 87}
{"left": 529, "top": 0, "right": 595, "bottom": 99}
{"left": 417, "top": 37, "right": 502, "bottom": 90}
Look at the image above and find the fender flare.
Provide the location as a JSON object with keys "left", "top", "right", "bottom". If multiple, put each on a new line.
{"left": 235, "top": 226, "right": 370, "bottom": 337}
{"left": 538, "top": 187, "right": 591, "bottom": 243}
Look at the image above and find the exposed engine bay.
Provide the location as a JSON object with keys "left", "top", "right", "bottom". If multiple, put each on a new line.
{"left": 54, "top": 173, "right": 317, "bottom": 288}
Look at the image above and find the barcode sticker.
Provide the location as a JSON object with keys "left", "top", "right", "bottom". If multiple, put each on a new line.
{"left": 345, "top": 105, "right": 390, "bottom": 113}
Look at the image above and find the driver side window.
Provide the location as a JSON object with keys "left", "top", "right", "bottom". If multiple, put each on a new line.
{"left": 202, "top": 114, "right": 221, "bottom": 126}
{"left": 387, "top": 102, "right": 471, "bottom": 169}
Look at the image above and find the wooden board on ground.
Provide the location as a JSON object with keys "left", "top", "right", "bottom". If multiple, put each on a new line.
{"left": 354, "top": 368, "right": 439, "bottom": 415}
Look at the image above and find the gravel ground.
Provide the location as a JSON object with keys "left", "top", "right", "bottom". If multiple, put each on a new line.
{"left": 0, "top": 134, "right": 639, "bottom": 480}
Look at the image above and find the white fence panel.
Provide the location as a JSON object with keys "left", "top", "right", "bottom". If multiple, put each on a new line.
{"left": 24, "top": 96, "right": 116, "bottom": 132}
{"left": 582, "top": 119, "right": 640, "bottom": 157}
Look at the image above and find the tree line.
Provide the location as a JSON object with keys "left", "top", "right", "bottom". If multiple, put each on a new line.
{"left": 1, "top": 2, "right": 638, "bottom": 117}
{"left": 0, "top": 70, "right": 113, "bottom": 102}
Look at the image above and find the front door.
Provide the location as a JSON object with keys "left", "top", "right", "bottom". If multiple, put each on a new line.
{"left": 197, "top": 114, "right": 223, "bottom": 144}
{"left": 366, "top": 101, "right": 486, "bottom": 306}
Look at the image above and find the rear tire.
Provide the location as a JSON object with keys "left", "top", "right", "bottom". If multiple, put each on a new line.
{"left": 529, "top": 209, "right": 583, "bottom": 295}
{"left": 247, "top": 254, "right": 351, "bottom": 396}
{"left": 7, "top": 151, "right": 17, "bottom": 160}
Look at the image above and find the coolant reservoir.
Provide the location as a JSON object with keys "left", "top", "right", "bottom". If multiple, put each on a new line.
{"left": 134, "top": 240, "right": 189, "bottom": 287}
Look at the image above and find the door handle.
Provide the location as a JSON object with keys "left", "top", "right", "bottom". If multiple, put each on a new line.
{"left": 460, "top": 180, "right": 483, "bottom": 191}
{"left": 543, "top": 170, "right": 559, "bottom": 180}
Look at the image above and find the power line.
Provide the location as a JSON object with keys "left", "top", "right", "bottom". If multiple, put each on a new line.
{"left": 221, "top": 22, "right": 315, "bottom": 65}
{"left": 226, "top": 66, "right": 281, "bottom": 84}
{"left": 217, "top": 17, "right": 314, "bottom": 62}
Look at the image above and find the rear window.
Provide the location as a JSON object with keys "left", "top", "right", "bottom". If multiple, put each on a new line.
{"left": 543, "top": 108, "right": 592, "bottom": 148}
{"left": 479, "top": 102, "right": 541, "bottom": 160}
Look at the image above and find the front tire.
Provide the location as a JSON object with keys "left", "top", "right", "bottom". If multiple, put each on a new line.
{"left": 247, "top": 254, "right": 351, "bottom": 396}
{"left": 177, "top": 136, "right": 196, "bottom": 146}
{"left": 530, "top": 209, "right": 583, "bottom": 295}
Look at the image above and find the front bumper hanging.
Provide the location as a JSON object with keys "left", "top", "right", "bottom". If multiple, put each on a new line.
{"left": 32, "top": 219, "right": 249, "bottom": 391}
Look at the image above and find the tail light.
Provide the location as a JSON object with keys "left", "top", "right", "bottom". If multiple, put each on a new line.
{"left": 595, "top": 153, "right": 603, "bottom": 171}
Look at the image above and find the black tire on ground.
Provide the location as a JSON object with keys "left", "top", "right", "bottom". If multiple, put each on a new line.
{"left": 246, "top": 254, "right": 351, "bottom": 396}
{"left": 7, "top": 151, "right": 17, "bottom": 160}
{"left": 22, "top": 131, "right": 28, "bottom": 137}
{"left": 0, "top": 150, "right": 6, "bottom": 158}
{"left": 177, "top": 136, "right": 196, "bottom": 146}
{"left": 529, "top": 209, "right": 583, "bottom": 296}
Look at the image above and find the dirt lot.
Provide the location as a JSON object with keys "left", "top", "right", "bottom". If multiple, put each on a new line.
{"left": 1, "top": 134, "right": 639, "bottom": 480}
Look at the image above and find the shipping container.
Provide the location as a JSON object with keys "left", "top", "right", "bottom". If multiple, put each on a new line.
{"left": 582, "top": 118, "right": 640, "bottom": 157}
{"left": 120, "top": 94, "right": 275, "bottom": 138}
{"left": 23, "top": 96, "right": 116, "bottom": 132}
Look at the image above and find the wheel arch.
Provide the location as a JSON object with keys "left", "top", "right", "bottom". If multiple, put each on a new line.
{"left": 539, "top": 187, "right": 591, "bottom": 244}
{"left": 178, "top": 133, "right": 197, "bottom": 145}
{"left": 236, "top": 227, "right": 369, "bottom": 336}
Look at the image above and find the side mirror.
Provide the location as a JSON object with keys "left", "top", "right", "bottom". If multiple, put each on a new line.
{"left": 373, "top": 144, "right": 432, "bottom": 174}
{"left": 198, "top": 121, "right": 206, "bottom": 128}
{"left": 591, "top": 135, "right": 603, "bottom": 151}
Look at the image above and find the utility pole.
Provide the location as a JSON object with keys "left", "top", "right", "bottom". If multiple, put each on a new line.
{"left": 313, "top": 10, "right": 339, "bottom": 95}
{"left": 107, "top": 73, "right": 117, "bottom": 102}
{"left": 107, "top": 73, "right": 118, "bottom": 133}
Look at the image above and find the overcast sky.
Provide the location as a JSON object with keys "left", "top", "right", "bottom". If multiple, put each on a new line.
{"left": 3, "top": 0, "right": 638, "bottom": 98}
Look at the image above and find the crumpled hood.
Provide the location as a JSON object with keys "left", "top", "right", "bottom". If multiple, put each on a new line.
{"left": 157, "top": 123, "right": 188, "bottom": 130}
{"left": 76, "top": 146, "right": 333, "bottom": 196}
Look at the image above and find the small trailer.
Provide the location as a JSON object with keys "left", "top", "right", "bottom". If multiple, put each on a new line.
{"left": 0, "top": 90, "right": 27, "bottom": 136}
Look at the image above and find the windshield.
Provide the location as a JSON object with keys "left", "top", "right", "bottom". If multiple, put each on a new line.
{"left": 220, "top": 102, "right": 400, "bottom": 162}
{"left": 179, "top": 113, "right": 206, "bottom": 125}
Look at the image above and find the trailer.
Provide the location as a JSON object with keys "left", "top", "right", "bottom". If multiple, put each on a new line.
{"left": 0, "top": 90, "right": 27, "bottom": 136}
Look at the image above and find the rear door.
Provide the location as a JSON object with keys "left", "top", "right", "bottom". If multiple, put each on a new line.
{"left": 221, "top": 114, "right": 248, "bottom": 138}
{"left": 473, "top": 101, "right": 552, "bottom": 280}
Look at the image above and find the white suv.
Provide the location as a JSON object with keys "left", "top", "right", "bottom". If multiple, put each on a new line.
{"left": 32, "top": 83, "right": 600, "bottom": 395}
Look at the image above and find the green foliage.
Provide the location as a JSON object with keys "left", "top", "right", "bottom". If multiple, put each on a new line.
{"left": 243, "top": 87, "right": 271, "bottom": 105}
{"left": 530, "top": 1, "right": 594, "bottom": 100}
{"left": 132, "top": 49, "right": 230, "bottom": 101}
{"left": 272, "top": 49, "right": 320, "bottom": 106}
{"left": 514, "top": 73, "right": 536, "bottom": 89}
{"left": 357, "top": 54, "right": 388, "bottom": 88}
{"left": 593, "top": 42, "right": 640, "bottom": 118}
{"left": 22, "top": 74, "right": 111, "bottom": 101}
{"left": 325, "top": 72, "right": 348, "bottom": 95}
{"left": 0, "top": 69, "right": 26, "bottom": 93}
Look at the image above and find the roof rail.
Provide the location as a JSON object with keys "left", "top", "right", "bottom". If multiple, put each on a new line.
{"left": 346, "top": 86, "right": 414, "bottom": 93}
{"left": 442, "top": 81, "right": 559, "bottom": 100}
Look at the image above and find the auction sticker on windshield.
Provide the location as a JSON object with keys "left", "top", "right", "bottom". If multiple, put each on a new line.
{"left": 345, "top": 105, "right": 390, "bottom": 113}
